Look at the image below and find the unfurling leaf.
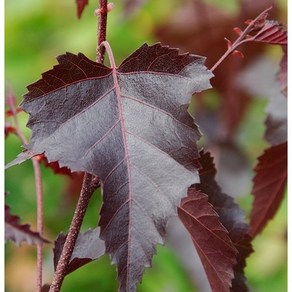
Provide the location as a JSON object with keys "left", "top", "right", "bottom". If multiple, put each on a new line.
{"left": 178, "top": 188, "right": 237, "bottom": 292}
{"left": 249, "top": 142, "right": 287, "bottom": 238}
{"left": 232, "top": 50, "right": 244, "bottom": 59}
{"left": 196, "top": 151, "right": 253, "bottom": 291}
{"left": 5, "top": 205, "right": 49, "bottom": 246}
{"left": 247, "top": 14, "right": 287, "bottom": 45}
{"left": 8, "top": 43, "right": 212, "bottom": 290}
{"left": 54, "top": 227, "right": 105, "bottom": 275}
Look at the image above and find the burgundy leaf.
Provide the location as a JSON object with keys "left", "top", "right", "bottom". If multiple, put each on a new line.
{"left": 264, "top": 113, "right": 287, "bottom": 146}
{"left": 76, "top": 0, "right": 88, "bottom": 19}
{"left": 197, "top": 151, "right": 253, "bottom": 291}
{"left": 155, "top": 0, "right": 278, "bottom": 137}
{"left": 178, "top": 188, "right": 237, "bottom": 292}
{"left": 5, "top": 205, "right": 49, "bottom": 246}
{"left": 7, "top": 43, "right": 212, "bottom": 290}
{"left": 39, "top": 154, "right": 73, "bottom": 176}
{"left": 247, "top": 19, "right": 287, "bottom": 45}
{"left": 54, "top": 227, "right": 105, "bottom": 275}
{"left": 249, "top": 142, "right": 287, "bottom": 238}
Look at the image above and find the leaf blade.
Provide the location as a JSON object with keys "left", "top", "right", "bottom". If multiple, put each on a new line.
{"left": 8, "top": 43, "right": 213, "bottom": 291}
{"left": 5, "top": 205, "right": 49, "bottom": 246}
{"left": 249, "top": 142, "right": 287, "bottom": 238}
{"left": 53, "top": 227, "right": 105, "bottom": 275}
{"left": 178, "top": 188, "right": 237, "bottom": 292}
{"left": 196, "top": 151, "right": 253, "bottom": 291}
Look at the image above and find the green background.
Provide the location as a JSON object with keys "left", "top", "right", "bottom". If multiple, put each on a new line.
{"left": 5, "top": 0, "right": 287, "bottom": 291}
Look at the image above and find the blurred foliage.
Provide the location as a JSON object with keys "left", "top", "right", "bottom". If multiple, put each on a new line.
{"left": 5, "top": 0, "right": 286, "bottom": 291}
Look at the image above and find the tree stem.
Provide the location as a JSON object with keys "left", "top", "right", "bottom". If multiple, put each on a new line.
{"left": 210, "top": 6, "right": 272, "bottom": 72}
{"left": 6, "top": 89, "right": 44, "bottom": 292}
{"left": 49, "top": 1, "right": 108, "bottom": 290}
{"left": 32, "top": 158, "right": 44, "bottom": 292}
{"left": 49, "top": 174, "right": 98, "bottom": 292}
{"left": 97, "top": 0, "right": 108, "bottom": 63}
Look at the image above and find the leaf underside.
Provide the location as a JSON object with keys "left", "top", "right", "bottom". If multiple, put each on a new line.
{"left": 54, "top": 227, "right": 105, "bottom": 275}
{"left": 178, "top": 188, "right": 237, "bottom": 292}
{"left": 5, "top": 205, "right": 48, "bottom": 246}
{"left": 196, "top": 151, "right": 253, "bottom": 292}
{"left": 249, "top": 19, "right": 287, "bottom": 45}
{"left": 249, "top": 142, "right": 287, "bottom": 238}
{"left": 8, "top": 43, "right": 212, "bottom": 291}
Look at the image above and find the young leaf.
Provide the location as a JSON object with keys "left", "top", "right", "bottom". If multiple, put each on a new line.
{"left": 196, "top": 151, "right": 253, "bottom": 291}
{"left": 178, "top": 188, "right": 237, "bottom": 292}
{"left": 7, "top": 43, "right": 212, "bottom": 290}
{"left": 76, "top": 0, "right": 88, "bottom": 19}
{"left": 247, "top": 19, "right": 287, "bottom": 45}
{"left": 5, "top": 205, "right": 49, "bottom": 246}
{"left": 54, "top": 227, "right": 105, "bottom": 275}
{"left": 249, "top": 142, "right": 287, "bottom": 238}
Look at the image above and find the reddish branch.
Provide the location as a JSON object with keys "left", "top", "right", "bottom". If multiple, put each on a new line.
{"left": 49, "top": 1, "right": 108, "bottom": 291}
{"left": 49, "top": 174, "right": 100, "bottom": 291}
{"left": 97, "top": 0, "right": 108, "bottom": 63}
{"left": 6, "top": 90, "right": 44, "bottom": 292}
{"left": 211, "top": 6, "right": 272, "bottom": 72}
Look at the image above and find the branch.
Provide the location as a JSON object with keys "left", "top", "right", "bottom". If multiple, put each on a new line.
{"left": 210, "top": 6, "right": 272, "bottom": 72}
{"left": 6, "top": 88, "right": 44, "bottom": 292}
{"left": 49, "top": 1, "right": 108, "bottom": 290}
{"left": 96, "top": 0, "right": 109, "bottom": 63}
{"left": 49, "top": 174, "right": 99, "bottom": 291}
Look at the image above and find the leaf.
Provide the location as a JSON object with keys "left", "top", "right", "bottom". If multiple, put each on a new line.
{"left": 196, "top": 151, "right": 253, "bottom": 291}
{"left": 247, "top": 18, "right": 287, "bottom": 45}
{"left": 5, "top": 205, "right": 49, "bottom": 246}
{"left": 249, "top": 142, "right": 287, "bottom": 238}
{"left": 39, "top": 154, "right": 73, "bottom": 176}
{"left": 7, "top": 43, "right": 212, "bottom": 290}
{"left": 265, "top": 115, "right": 286, "bottom": 145}
{"left": 277, "top": 45, "right": 287, "bottom": 96}
{"left": 76, "top": 0, "right": 88, "bottom": 19}
{"left": 121, "top": 0, "right": 146, "bottom": 16}
{"left": 178, "top": 188, "right": 237, "bottom": 292}
{"left": 54, "top": 227, "right": 105, "bottom": 275}
{"left": 155, "top": 0, "right": 278, "bottom": 136}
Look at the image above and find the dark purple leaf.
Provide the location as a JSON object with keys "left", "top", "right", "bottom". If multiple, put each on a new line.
{"left": 155, "top": 0, "right": 278, "bottom": 137}
{"left": 196, "top": 151, "right": 253, "bottom": 291}
{"left": 265, "top": 113, "right": 287, "bottom": 146}
{"left": 7, "top": 43, "right": 212, "bottom": 290}
{"left": 249, "top": 142, "right": 287, "bottom": 238}
{"left": 247, "top": 17, "right": 287, "bottom": 45}
{"left": 178, "top": 188, "right": 237, "bottom": 292}
{"left": 76, "top": 0, "right": 88, "bottom": 19}
{"left": 54, "top": 227, "right": 105, "bottom": 275}
{"left": 5, "top": 205, "right": 49, "bottom": 246}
